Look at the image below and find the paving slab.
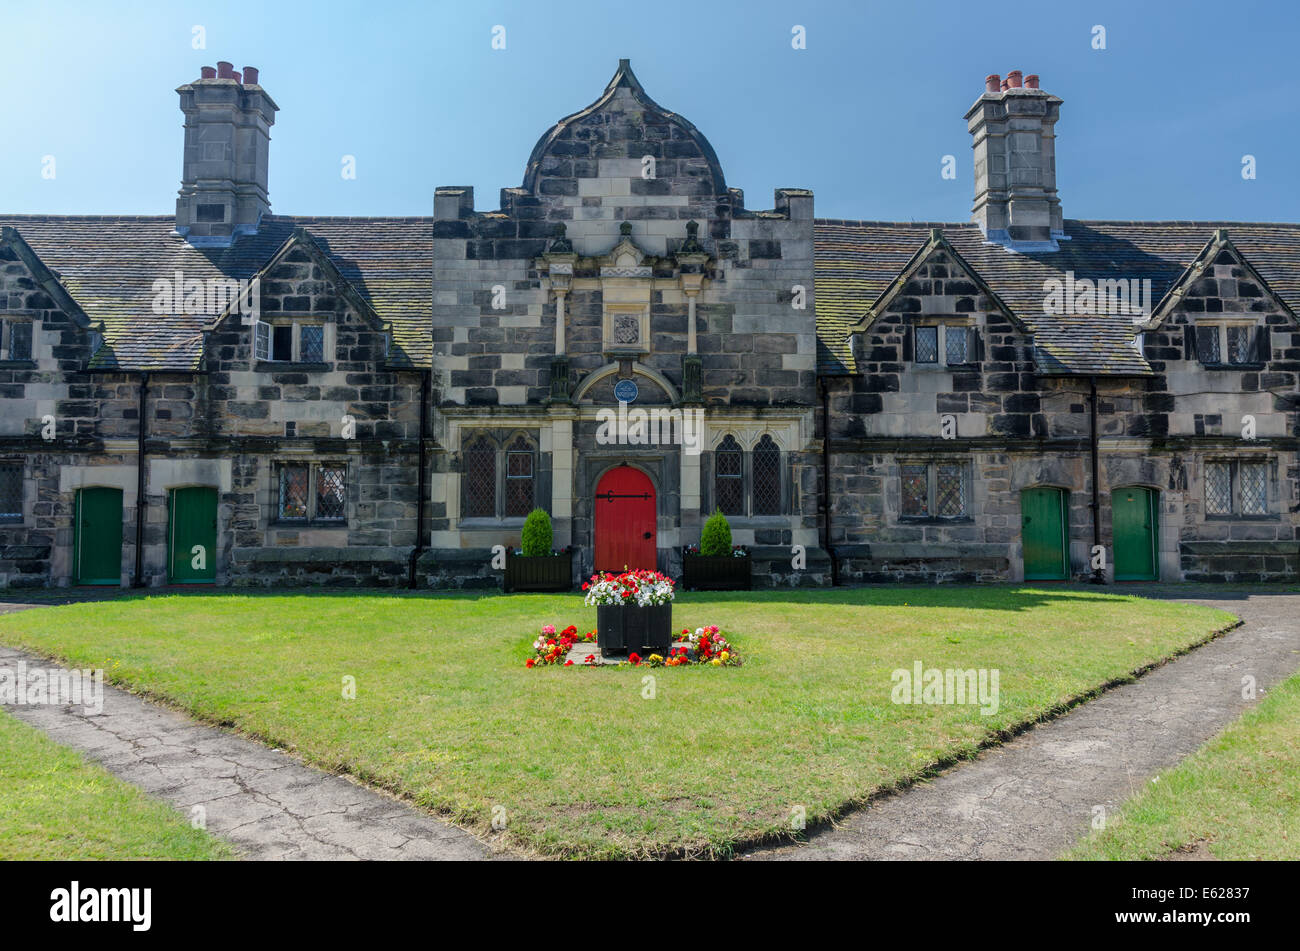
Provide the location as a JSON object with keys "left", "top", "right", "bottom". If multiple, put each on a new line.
{"left": 746, "top": 589, "right": 1300, "bottom": 860}
{"left": 0, "top": 640, "right": 495, "bottom": 861}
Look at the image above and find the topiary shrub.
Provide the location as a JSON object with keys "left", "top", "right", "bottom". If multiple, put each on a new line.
{"left": 699, "top": 510, "right": 732, "bottom": 557}
{"left": 520, "top": 508, "right": 554, "bottom": 557}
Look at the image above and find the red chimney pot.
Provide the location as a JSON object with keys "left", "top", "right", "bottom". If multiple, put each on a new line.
{"left": 1006, "top": 70, "right": 1023, "bottom": 88}
{"left": 200, "top": 66, "right": 216, "bottom": 80}
{"left": 985, "top": 74, "right": 1000, "bottom": 93}
{"left": 242, "top": 66, "right": 259, "bottom": 85}
{"left": 1000, "top": 79, "right": 1009, "bottom": 91}
{"left": 1024, "top": 74, "right": 1039, "bottom": 89}
{"left": 232, "top": 70, "right": 241, "bottom": 84}
{"left": 216, "top": 61, "right": 234, "bottom": 79}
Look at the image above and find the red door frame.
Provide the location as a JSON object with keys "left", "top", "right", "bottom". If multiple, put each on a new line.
{"left": 594, "top": 465, "right": 657, "bottom": 572}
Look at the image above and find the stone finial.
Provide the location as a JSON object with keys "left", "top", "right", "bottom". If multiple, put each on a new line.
{"left": 680, "top": 220, "right": 705, "bottom": 254}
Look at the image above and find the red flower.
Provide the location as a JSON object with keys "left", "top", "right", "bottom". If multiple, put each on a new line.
{"left": 629, "top": 653, "right": 642, "bottom": 666}
{"left": 564, "top": 660, "right": 573, "bottom": 666}
{"left": 525, "top": 658, "right": 535, "bottom": 668}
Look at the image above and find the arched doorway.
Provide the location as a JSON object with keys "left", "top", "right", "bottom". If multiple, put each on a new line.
{"left": 1112, "top": 486, "right": 1159, "bottom": 581}
{"left": 594, "top": 466, "right": 656, "bottom": 572}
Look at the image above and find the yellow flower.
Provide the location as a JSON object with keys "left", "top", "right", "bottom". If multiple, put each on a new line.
{"left": 720, "top": 651, "right": 729, "bottom": 661}
{"left": 711, "top": 658, "right": 722, "bottom": 666}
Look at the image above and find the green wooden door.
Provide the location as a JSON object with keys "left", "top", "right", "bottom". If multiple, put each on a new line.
{"left": 1022, "top": 487, "right": 1068, "bottom": 580}
{"left": 74, "top": 487, "right": 123, "bottom": 585}
{"left": 1113, "top": 487, "right": 1158, "bottom": 581}
{"left": 169, "top": 487, "right": 217, "bottom": 583}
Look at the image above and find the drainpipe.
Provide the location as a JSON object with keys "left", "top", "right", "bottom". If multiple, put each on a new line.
{"left": 408, "top": 369, "right": 431, "bottom": 589}
{"left": 819, "top": 377, "right": 839, "bottom": 586}
{"left": 132, "top": 371, "right": 150, "bottom": 588}
{"left": 1089, "top": 375, "right": 1104, "bottom": 584}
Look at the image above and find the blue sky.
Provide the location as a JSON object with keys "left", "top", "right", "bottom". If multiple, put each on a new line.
{"left": 4, "top": 0, "right": 1298, "bottom": 222}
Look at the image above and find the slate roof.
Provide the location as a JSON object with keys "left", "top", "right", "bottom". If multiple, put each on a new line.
{"left": 0, "top": 215, "right": 433, "bottom": 371}
{"left": 814, "top": 219, "right": 1300, "bottom": 376}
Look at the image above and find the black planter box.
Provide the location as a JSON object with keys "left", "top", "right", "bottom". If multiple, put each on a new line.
{"left": 597, "top": 603, "right": 673, "bottom": 656}
{"left": 682, "top": 552, "right": 752, "bottom": 591}
{"left": 503, "top": 550, "right": 573, "bottom": 593}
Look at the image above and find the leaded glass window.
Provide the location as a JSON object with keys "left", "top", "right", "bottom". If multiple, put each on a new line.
{"left": 6, "top": 321, "right": 32, "bottom": 361}
{"left": 0, "top": 463, "right": 22, "bottom": 522}
{"left": 316, "top": 466, "right": 346, "bottom": 521}
{"left": 278, "top": 466, "right": 309, "bottom": 520}
{"left": 1239, "top": 462, "right": 1267, "bottom": 515}
{"left": 463, "top": 435, "right": 497, "bottom": 518}
{"left": 914, "top": 326, "right": 939, "bottom": 364}
{"left": 1195, "top": 325, "right": 1221, "bottom": 364}
{"left": 901, "top": 464, "right": 929, "bottom": 517}
{"left": 1205, "top": 463, "right": 1232, "bottom": 516}
{"left": 299, "top": 324, "right": 325, "bottom": 363}
{"left": 752, "top": 435, "right": 781, "bottom": 516}
{"left": 936, "top": 464, "right": 966, "bottom": 518}
{"left": 1226, "top": 326, "right": 1253, "bottom": 365}
{"left": 715, "top": 435, "right": 743, "bottom": 516}
{"left": 944, "top": 326, "right": 968, "bottom": 366}
{"left": 505, "top": 437, "right": 534, "bottom": 518}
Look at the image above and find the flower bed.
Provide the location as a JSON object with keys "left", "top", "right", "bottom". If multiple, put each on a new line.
{"left": 581, "top": 569, "right": 675, "bottom": 607}
{"left": 523, "top": 621, "right": 741, "bottom": 669}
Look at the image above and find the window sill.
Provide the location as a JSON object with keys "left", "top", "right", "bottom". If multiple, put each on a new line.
{"left": 1200, "top": 362, "right": 1265, "bottom": 371}
{"left": 899, "top": 515, "right": 974, "bottom": 524}
{"left": 1205, "top": 514, "right": 1277, "bottom": 522}
{"left": 256, "top": 361, "right": 333, "bottom": 373}
{"left": 0, "top": 360, "right": 36, "bottom": 370}
{"left": 271, "top": 520, "right": 348, "bottom": 528}
{"left": 459, "top": 517, "right": 529, "bottom": 528}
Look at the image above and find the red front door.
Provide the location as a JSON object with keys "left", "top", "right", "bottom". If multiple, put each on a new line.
{"left": 594, "top": 466, "right": 657, "bottom": 572}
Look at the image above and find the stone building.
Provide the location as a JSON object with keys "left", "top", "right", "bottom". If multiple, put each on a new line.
{"left": 0, "top": 61, "right": 1296, "bottom": 589}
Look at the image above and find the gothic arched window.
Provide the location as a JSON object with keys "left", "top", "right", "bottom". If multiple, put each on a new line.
{"left": 505, "top": 435, "right": 536, "bottom": 518}
{"left": 752, "top": 434, "right": 781, "bottom": 516}
{"left": 715, "top": 435, "right": 743, "bottom": 516}
{"left": 462, "top": 434, "right": 497, "bottom": 518}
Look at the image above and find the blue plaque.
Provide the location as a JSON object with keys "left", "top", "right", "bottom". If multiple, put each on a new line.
{"left": 613, "top": 378, "right": 639, "bottom": 403}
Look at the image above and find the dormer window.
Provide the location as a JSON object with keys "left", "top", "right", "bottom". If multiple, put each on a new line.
{"left": 1192, "top": 322, "right": 1267, "bottom": 367}
{"left": 0, "top": 319, "right": 33, "bottom": 362}
{"left": 255, "top": 319, "right": 328, "bottom": 365}
{"left": 913, "top": 323, "right": 975, "bottom": 367}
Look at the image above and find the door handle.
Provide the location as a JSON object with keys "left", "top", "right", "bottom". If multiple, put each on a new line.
{"left": 642, "top": 532, "right": 652, "bottom": 539}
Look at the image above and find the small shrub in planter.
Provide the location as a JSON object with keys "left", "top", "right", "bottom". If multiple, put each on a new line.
{"left": 504, "top": 509, "right": 572, "bottom": 593}
{"left": 683, "top": 511, "right": 751, "bottom": 591}
{"left": 583, "top": 569, "right": 675, "bottom": 655}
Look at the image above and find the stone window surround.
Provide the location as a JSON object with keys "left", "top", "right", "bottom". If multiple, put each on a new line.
{"left": 253, "top": 314, "right": 334, "bottom": 369}
{"left": 1192, "top": 317, "right": 1266, "bottom": 369}
{"left": 457, "top": 430, "right": 541, "bottom": 525}
{"left": 705, "top": 429, "right": 789, "bottom": 520}
{"left": 912, "top": 317, "right": 976, "bottom": 369}
{"left": 1202, "top": 455, "right": 1275, "bottom": 520}
{"left": 271, "top": 459, "right": 349, "bottom": 527}
{"left": 897, "top": 457, "right": 972, "bottom": 522}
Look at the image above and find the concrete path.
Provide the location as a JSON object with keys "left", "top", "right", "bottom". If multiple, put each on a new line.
{"left": 746, "top": 590, "right": 1300, "bottom": 860}
{"left": 0, "top": 639, "right": 494, "bottom": 860}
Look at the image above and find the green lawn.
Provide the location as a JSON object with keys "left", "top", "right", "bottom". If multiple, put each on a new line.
{"left": 1068, "top": 670, "right": 1300, "bottom": 861}
{"left": 0, "top": 587, "right": 1233, "bottom": 858}
{"left": 0, "top": 709, "right": 233, "bottom": 860}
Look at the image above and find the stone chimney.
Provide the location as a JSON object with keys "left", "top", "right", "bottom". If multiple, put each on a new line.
{"left": 966, "top": 71, "right": 1063, "bottom": 250}
{"left": 174, "top": 63, "right": 278, "bottom": 245}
